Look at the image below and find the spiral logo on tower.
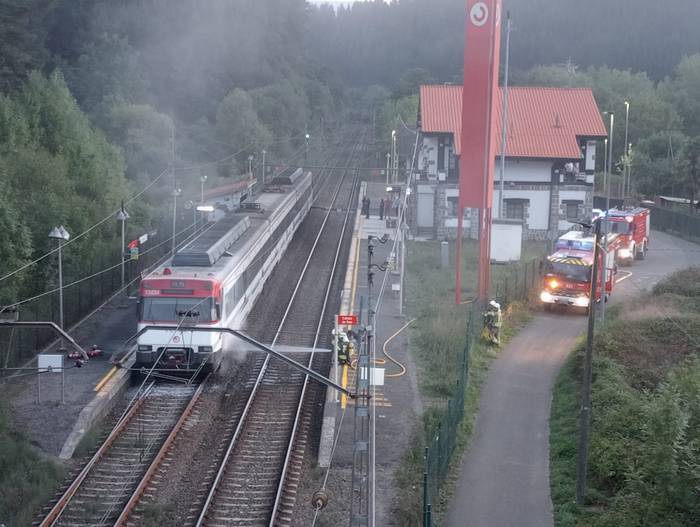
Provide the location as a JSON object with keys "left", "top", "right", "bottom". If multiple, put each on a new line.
{"left": 470, "top": 2, "right": 489, "bottom": 27}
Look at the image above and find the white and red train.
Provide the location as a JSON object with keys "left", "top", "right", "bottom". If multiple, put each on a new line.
{"left": 136, "top": 169, "right": 313, "bottom": 371}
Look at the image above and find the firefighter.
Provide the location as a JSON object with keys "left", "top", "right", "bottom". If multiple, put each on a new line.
{"left": 333, "top": 329, "right": 350, "bottom": 365}
{"left": 483, "top": 301, "right": 503, "bottom": 345}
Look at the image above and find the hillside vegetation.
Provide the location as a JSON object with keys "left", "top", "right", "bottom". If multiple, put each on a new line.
{"left": 550, "top": 267, "right": 700, "bottom": 527}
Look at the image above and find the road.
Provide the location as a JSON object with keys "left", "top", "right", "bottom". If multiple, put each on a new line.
{"left": 445, "top": 231, "right": 700, "bottom": 527}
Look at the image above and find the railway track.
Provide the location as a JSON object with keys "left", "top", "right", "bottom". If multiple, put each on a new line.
{"left": 195, "top": 140, "right": 362, "bottom": 526}
{"left": 38, "top": 382, "right": 203, "bottom": 527}
{"left": 38, "top": 135, "right": 364, "bottom": 527}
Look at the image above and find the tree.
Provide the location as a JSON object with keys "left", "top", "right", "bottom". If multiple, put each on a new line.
{"left": 681, "top": 136, "right": 700, "bottom": 213}
{"left": 0, "top": 0, "right": 51, "bottom": 92}
{"left": 215, "top": 89, "right": 271, "bottom": 175}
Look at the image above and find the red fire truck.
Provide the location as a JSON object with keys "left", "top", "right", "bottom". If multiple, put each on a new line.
{"left": 540, "top": 229, "right": 622, "bottom": 311}
{"left": 605, "top": 207, "right": 650, "bottom": 264}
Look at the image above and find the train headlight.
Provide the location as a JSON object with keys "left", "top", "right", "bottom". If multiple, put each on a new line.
{"left": 198, "top": 346, "right": 213, "bottom": 353}
{"left": 138, "top": 345, "right": 152, "bottom": 351}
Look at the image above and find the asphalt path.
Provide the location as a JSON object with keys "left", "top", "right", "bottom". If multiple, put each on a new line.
{"left": 445, "top": 231, "right": 700, "bottom": 527}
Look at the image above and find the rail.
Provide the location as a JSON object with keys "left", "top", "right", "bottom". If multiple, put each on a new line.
{"left": 195, "top": 138, "right": 362, "bottom": 526}
{"left": 39, "top": 382, "right": 156, "bottom": 527}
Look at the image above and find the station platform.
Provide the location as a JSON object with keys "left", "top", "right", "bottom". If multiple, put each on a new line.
{"left": 316, "top": 180, "right": 421, "bottom": 522}
{"left": 7, "top": 295, "right": 137, "bottom": 459}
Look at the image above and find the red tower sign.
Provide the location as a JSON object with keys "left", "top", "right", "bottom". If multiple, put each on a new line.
{"left": 456, "top": 0, "right": 502, "bottom": 303}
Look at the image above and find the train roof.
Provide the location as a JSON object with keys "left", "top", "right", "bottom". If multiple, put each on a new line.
{"left": 148, "top": 171, "right": 311, "bottom": 284}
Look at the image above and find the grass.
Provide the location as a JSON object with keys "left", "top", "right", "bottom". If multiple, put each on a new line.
{"left": 549, "top": 267, "right": 700, "bottom": 527}
{"left": 0, "top": 399, "right": 64, "bottom": 527}
{"left": 392, "top": 240, "right": 539, "bottom": 524}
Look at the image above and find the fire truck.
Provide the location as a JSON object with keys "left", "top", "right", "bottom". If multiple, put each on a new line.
{"left": 605, "top": 207, "right": 650, "bottom": 264}
{"left": 540, "top": 229, "right": 622, "bottom": 311}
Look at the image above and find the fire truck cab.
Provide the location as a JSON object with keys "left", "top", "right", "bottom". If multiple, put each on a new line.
{"left": 605, "top": 207, "right": 650, "bottom": 264}
{"left": 540, "top": 229, "right": 621, "bottom": 311}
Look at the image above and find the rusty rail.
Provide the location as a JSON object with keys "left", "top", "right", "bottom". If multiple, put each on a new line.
{"left": 39, "top": 382, "right": 155, "bottom": 527}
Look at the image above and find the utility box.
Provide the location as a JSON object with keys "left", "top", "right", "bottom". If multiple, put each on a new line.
{"left": 490, "top": 219, "right": 522, "bottom": 263}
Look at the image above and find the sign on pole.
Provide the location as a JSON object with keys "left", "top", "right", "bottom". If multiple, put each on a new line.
{"left": 130, "top": 247, "right": 139, "bottom": 261}
{"left": 337, "top": 314, "right": 358, "bottom": 326}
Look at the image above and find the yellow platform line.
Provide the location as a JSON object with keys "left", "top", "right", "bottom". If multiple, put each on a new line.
{"left": 94, "top": 366, "right": 117, "bottom": 392}
{"left": 342, "top": 215, "right": 364, "bottom": 409}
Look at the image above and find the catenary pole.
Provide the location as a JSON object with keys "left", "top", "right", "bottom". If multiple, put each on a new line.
{"left": 498, "top": 12, "right": 512, "bottom": 218}
{"left": 576, "top": 218, "right": 602, "bottom": 504}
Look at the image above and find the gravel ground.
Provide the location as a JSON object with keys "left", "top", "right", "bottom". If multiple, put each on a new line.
{"left": 8, "top": 296, "right": 137, "bottom": 457}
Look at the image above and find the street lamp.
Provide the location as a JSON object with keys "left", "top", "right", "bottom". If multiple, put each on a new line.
{"left": 261, "top": 149, "right": 267, "bottom": 185}
{"left": 604, "top": 112, "right": 615, "bottom": 212}
{"left": 116, "top": 205, "right": 129, "bottom": 295}
{"left": 48, "top": 225, "right": 70, "bottom": 349}
{"left": 305, "top": 134, "right": 310, "bottom": 164}
{"left": 200, "top": 174, "right": 207, "bottom": 205}
{"left": 386, "top": 153, "right": 391, "bottom": 185}
{"left": 391, "top": 130, "right": 397, "bottom": 184}
{"left": 171, "top": 187, "right": 181, "bottom": 256}
{"left": 623, "top": 101, "right": 630, "bottom": 199}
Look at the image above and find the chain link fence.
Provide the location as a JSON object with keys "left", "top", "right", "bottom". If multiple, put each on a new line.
{"left": 421, "top": 256, "right": 545, "bottom": 526}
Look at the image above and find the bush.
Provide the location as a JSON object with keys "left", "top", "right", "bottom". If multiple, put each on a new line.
{"left": 0, "top": 402, "right": 63, "bottom": 526}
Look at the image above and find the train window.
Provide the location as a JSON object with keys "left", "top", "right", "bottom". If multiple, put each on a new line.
{"left": 141, "top": 297, "right": 214, "bottom": 322}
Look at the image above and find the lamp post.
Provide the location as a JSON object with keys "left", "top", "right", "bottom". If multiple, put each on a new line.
{"left": 116, "top": 205, "right": 129, "bottom": 295}
{"left": 305, "top": 134, "right": 310, "bottom": 164}
{"left": 623, "top": 101, "right": 630, "bottom": 199}
{"left": 200, "top": 174, "right": 207, "bottom": 205}
{"left": 386, "top": 153, "right": 391, "bottom": 185}
{"left": 171, "top": 187, "right": 181, "bottom": 256}
{"left": 261, "top": 149, "right": 267, "bottom": 185}
{"left": 605, "top": 112, "right": 615, "bottom": 212}
{"left": 48, "top": 226, "right": 70, "bottom": 350}
{"left": 498, "top": 12, "right": 512, "bottom": 219}
{"left": 602, "top": 137, "right": 608, "bottom": 205}
{"left": 391, "top": 130, "right": 397, "bottom": 184}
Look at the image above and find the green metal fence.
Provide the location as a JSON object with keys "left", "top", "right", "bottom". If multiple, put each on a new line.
{"left": 646, "top": 204, "right": 700, "bottom": 241}
{"left": 421, "top": 257, "right": 545, "bottom": 526}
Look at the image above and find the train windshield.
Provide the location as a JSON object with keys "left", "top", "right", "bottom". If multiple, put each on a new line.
{"left": 140, "top": 297, "right": 215, "bottom": 322}
{"left": 546, "top": 262, "right": 591, "bottom": 283}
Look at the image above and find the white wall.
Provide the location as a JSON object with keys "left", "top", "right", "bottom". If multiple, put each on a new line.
{"left": 491, "top": 221, "right": 523, "bottom": 262}
{"left": 495, "top": 159, "right": 553, "bottom": 183}
{"left": 492, "top": 188, "right": 551, "bottom": 230}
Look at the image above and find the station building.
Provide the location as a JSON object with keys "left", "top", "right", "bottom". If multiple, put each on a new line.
{"left": 412, "top": 85, "right": 607, "bottom": 240}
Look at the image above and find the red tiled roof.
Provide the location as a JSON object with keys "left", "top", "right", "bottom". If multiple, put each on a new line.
{"left": 203, "top": 178, "right": 253, "bottom": 200}
{"left": 419, "top": 85, "right": 607, "bottom": 159}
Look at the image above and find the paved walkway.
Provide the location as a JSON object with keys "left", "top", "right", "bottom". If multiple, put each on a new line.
{"left": 446, "top": 230, "right": 700, "bottom": 527}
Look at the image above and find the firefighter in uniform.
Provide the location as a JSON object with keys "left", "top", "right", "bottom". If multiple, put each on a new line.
{"left": 483, "top": 301, "right": 503, "bottom": 345}
{"left": 333, "top": 329, "right": 351, "bottom": 365}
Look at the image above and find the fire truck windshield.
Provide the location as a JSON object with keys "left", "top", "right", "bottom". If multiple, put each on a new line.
{"left": 609, "top": 220, "right": 633, "bottom": 234}
{"left": 140, "top": 297, "right": 214, "bottom": 322}
{"left": 546, "top": 261, "right": 591, "bottom": 283}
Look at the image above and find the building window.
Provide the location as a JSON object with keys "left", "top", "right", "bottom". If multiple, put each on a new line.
{"left": 447, "top": 196, "right": 458, "bottom": 217}
{"left": 505, "top": 199, "right": 527, "bottom": 220}
{"left": 563, "top": 200, "right": 582, "bottom": 221}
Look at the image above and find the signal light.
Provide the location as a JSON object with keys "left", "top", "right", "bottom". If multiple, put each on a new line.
{"left": 163, "top": 268, "right": 172, "bottom": 275}
{"left": 625, "top": 216, "right": 634, "bottom": 222}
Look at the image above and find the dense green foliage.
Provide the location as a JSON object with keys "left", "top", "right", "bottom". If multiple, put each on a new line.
{"left": 308, "top": 0, "right": 700, "bottom": 85}
{"left": 550, "top": 269, "right": 700, "bottom": 527}
{"left": 0, "top": 71, "right": 129, "bottom": 302}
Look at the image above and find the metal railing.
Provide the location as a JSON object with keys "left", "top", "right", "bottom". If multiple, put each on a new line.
{"left": 646, "top": 204, "right": 700, "bottom": 242}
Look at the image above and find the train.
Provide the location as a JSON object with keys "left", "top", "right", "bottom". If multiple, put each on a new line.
{"left": 135, "top": 168, "right": 313, "bottom": 372}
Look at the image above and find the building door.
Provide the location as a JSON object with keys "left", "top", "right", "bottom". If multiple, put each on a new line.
{"left": 417, "top": 187, "right": 434, "bottom": 228}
